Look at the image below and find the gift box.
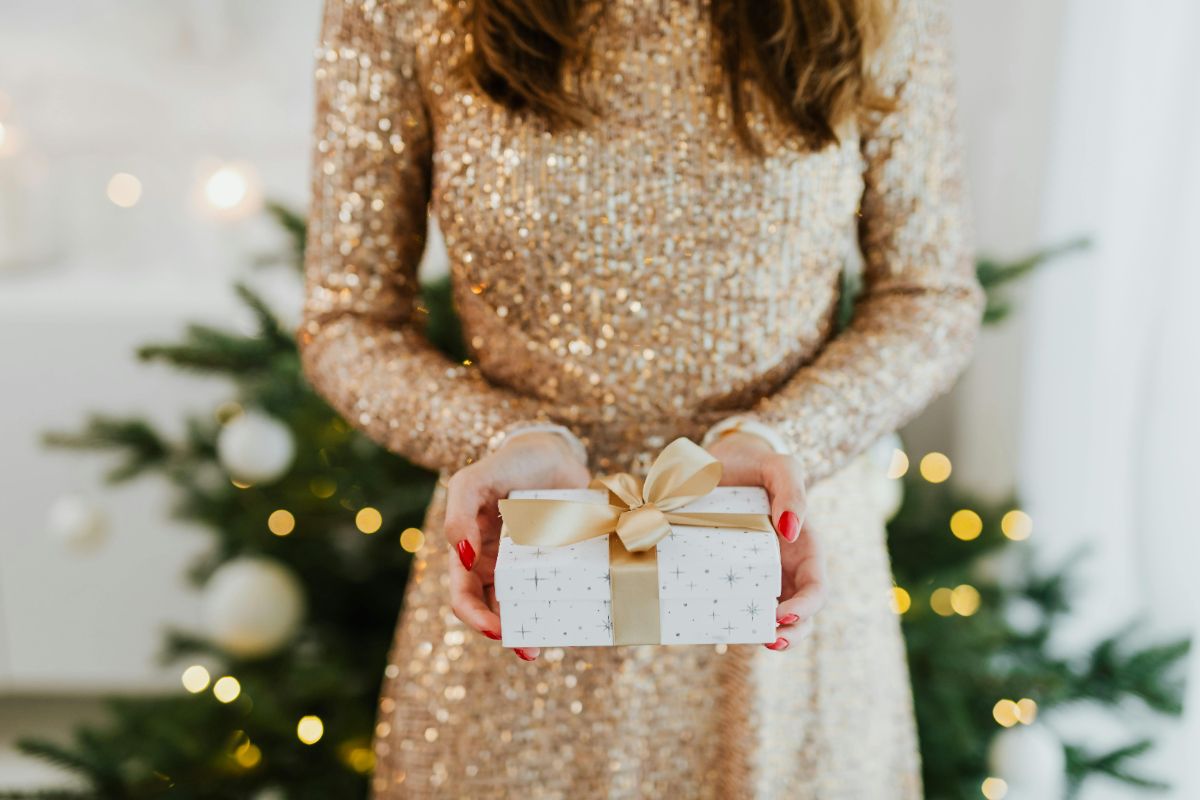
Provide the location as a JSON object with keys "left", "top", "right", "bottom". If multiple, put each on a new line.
{"left": 494, "top": 438, "right": 781, "bottom": 647}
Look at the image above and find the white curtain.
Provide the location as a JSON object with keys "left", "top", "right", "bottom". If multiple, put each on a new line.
{"left": 1020, "top": 0, "right": 1200, "bottom": 795}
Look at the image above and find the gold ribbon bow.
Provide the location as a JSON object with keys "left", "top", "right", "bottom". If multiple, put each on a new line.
{"left": 498, "top": 437, "right": 772, "bottom": 644}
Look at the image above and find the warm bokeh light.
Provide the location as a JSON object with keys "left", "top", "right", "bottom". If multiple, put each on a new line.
{"left": 1001, "top": 510, "right": 1033, "bottom": 541}
{"left": 181, "top": 665, "right": 211, "bottom": 693}
{"left": 0, "top": 121, "right": 20, "bottom": 157}
{"left": 356, "top": 507, "right": 383, "bottom": 534}
{"left": 297, "top": 715, "right": 325, "bottom": 745}
{"left": 106, "top": 172, "right": 143, "bottom": 208}
{"left": 400, "top": 527, "right": 425, "bottom": 552}
{"left": 919, "top": 452, "right": 953, "bottom": 483}
{"left": 981, "top": 777, "right": 1008, "bottom": 799}
{"left": 268, "top": 509, "right": 295, "bottom": 537}
{"left": 950, "top": 509, "right": 983, "bottom": 541}
{"left": 340, "top": 741, "right": 376, "bottom": 774}
{"left": 205, "top": 165, "right": 248, "bottom": 209}
{"left": 890, "top": 586, "right": 912, "bottom": 614}
{"left": 886, "top": 449, "right": 910, "bottom": 480}
{"left": 310, "top": 478, "right": 337, "bottom": 498}
{"left": 231, "top": 478, "right": 253, "bottom": 490}
{"left": 1016, "top": 697, "right": 1038, "bottom": 725}
{"left": 950, "top": 584, "right": 981, "bottom": 616}
{"left": 234, "top": 740, "right": 262, "bottom": 768}
{"left": 213, "top": 676, "right": 241, "bottom": 703}
{"left": 992, "top": 699, "right": 1020, "bottom": 727}
{"left": 930, "top": 587, "right": 955, "bottom": 617}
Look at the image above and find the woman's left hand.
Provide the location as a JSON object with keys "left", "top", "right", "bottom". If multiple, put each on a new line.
{"left": 705, "top": 431, "right": 828, "bottom": 652}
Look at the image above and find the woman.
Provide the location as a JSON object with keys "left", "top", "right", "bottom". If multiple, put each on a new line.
{"left": 300, "top": 0, "right": 983, "bottom": 795}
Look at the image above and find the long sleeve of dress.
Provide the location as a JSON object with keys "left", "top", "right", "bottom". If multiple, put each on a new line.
{"left": 740, "top": 0, "right": 985, "bottom": 485}
{"left": 298, "top": 0, "right": 554, "bottom": 474}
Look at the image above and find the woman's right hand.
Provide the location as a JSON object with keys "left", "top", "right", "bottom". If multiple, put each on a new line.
{"left": 445, "top": 431, "right": 590, "bottom": 661}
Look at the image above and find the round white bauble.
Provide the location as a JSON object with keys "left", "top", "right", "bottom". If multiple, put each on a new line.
{"left": 987, "top": 724, "right": 1066, "bottom": 800}
{"left": 217, "top": 411, "right": 295, "bottom": 484}
{"left": 46, "top": 494, "right": 109, "bottom": 550}
{"left": 1004, "top": 596, "right": 1045, "bottom": 636}
{"left": 201, "top": 557, "right": 305, "bottom": 658}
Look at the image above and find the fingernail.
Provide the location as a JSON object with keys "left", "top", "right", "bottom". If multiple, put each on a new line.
{"left": 456, "top": 540, "right": 476, "bottom": 571}
{"left": 764, "top": 637, "right": 790, "bottom": 651}
{"left": 777, "top": 613, "right": 799, "bottom": 626}
{"left": 483, "top": 630, "right": 501, "bottom": 641}
{"left": 514, "top": 648, "right": 537, "bottom": 661}
{"left": 779, "top": 510, "right": 800, "bottom": 543}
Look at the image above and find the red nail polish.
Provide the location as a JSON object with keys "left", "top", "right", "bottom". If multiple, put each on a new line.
{"left": 777, "top": 613, "right": 799, "bottom": 626}
{"left": 514, "top": 648, "right": 537, "bottom": 661}
{"left": 456, "top": 540, "right": 476, "bottom": 571}
{"left": 483, "top": 630, "right": 502, "bottom": 641}
{"left": 765, "top": 637, "right": 790, "bottom": 651}
{"left": 779, "top": 511, "right": 800, "bottom": 543}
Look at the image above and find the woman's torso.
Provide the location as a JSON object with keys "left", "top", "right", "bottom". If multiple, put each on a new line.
{"left": 413, "top": 0, "right": 867, "bottom": 470}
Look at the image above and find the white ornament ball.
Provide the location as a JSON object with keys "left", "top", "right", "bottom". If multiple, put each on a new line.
{"left": 46, "top": 494, "right": 109, "bottom": 550}
{"left": 1004, "top": 596, "right": 1045, "bottom": 636}
{"left": 217, "top": 411, "right": 295, "bottom": 484}
{"left": 201, "top": 557, "right": 305, "bottom": 658}
{"left": 987, "top": 724, "right": 1066, "bottom": 800}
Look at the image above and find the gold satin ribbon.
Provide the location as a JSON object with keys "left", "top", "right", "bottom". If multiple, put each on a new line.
{"left": 498, "top": 437, "right": 773, "bottom": 644}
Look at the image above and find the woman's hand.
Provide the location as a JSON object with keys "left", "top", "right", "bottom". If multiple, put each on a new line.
{"left": 705, "top": 431, "right": 828, "bottom": 652}
{"left": 445, "top": 431, "right": 590, "bottom": 661}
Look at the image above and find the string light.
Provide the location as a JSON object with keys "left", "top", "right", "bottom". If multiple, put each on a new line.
{"left": 950, "top": 584, "right": 981, "bottom": 616}
{"left": 950, "top": 509, "right": 982, "bottom": 541}
{"left": 1001, "top": 510, "right": 1033, "bottom": 541}
{"left": 181, "top": 665, "right": 211, "bottom": 693}
{"left": 297, "top": 715, "right": 325, "bottom": 745}
{"left": 199, "top": 161, "right": 261, "bottom": 218}
{"left": 213, "top": 676, "right": 241, "bottom": 703}
{"left": 106, "top": 172, "right": 142, "bottom": 208}
{"left": 234, "top": 739, "right": 262, "bottom": 768}
{"left": 268, "top": 509, "right": 296, "bottom": 536}
{"left": 919, "top": 452, "right": 952, "bottom": 483}
{"left": 981, "top": 777, "right": 1008, "bottom": 799}
{"left": 1015, "top": 698, "right": 1038, "bottom": 724}
{"left": 886, "top": 449, "right": 909, "bottom": 479}
{"left": 890, "top": 586, "right": 912, "bottom": 614}
{"left": 356, "top": 507, "right": 383, "bottom": 534}
{"left": 992, "top": 699, "right": 1020, "bottom": 727}
{"left": 339, "top": 739, "right": 376, "bottom": 774}
{"left": 400, "top": 527, "right": 425, "bottom": 552}
{"left": 310, "top": 478, "right": 337, "bottom": 498}
{"left": 930, "top": 587, "right": 955, "bottom": 617}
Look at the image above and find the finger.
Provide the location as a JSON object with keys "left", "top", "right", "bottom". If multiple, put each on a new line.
{"left": 775, "top": 575, "right": 827, "bottom": 624}
{"left": 773, "top": 618, "right": 815, "bottom": 646}
{"left": 444, "top": 468, "right": 486, "bottom": 572}
{"left": 449, "top": 559, "right": 502, "bottom": 639}
{"left": 513, "top": 646, "right": 540, "bottom": 662}
{"left": 760, "top": 454, "right": 807, "bottom": 543}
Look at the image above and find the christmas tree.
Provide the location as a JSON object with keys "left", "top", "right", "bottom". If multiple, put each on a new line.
{"left": 8, "top": 207, "right": 1187, "bottom": 800}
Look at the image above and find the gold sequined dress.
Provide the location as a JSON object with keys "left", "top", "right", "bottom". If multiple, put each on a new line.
{"left": 300, "top": 0, "right": 983, "bottom": 796}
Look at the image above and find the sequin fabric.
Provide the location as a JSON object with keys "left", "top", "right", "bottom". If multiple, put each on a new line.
{"left": 300, "top": 0, "right": 982, "bottom": 796}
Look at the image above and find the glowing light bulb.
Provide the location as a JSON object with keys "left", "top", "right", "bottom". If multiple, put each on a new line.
{"left": 1016, "top": 697, "right": 1038, "bottom": 724}
{"left": 213, "top": 676, "right": 241, "bottom": 703}
{"left": 950, "top": 509, "right": 982, "bottom": 541}
{"left": 886, "top": 449, "right": 909, "bottom": 480}
{"left": 297, "top": 715, "right": 325, "bottom": 745}
{"left": 181, "top": 665, "right": 211, "bottom": 693}
{"left": 1001, "top": 510, "right": 1033, "bottom": 541}
{"left": 930, "top": 587, "right": 955, "bottom": 617}
{"left": 890, "top": 586, "right": 911, "bottom": 614}
{"left": 106, "top": 172, "right": 142, "bottom": 208}
{"left": 400, "top": 527, "right": 425, "bottom": 552}
{"left": 950, "top": 584, "right": 981, "bottom": 616}
{"left": 992, "top": 699, "right": 1020, "bottom": 728}
{"left": 205, "top": 166, "right": 248, "bottom": 209}
{"left": 356, "top": 507, "right": 383, "bottom": 534}
{"left": 268, "top": 509, "right": 296, "bottom": 536}
{"left": 919, "top": 452, "right": 952, "bottom": 483}
{"left": 981, "top": 777, "right": 1008, "bottom": 799}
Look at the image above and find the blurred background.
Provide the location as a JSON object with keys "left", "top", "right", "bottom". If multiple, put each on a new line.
{"left": 0, "top": 1, "right": 1196, "bottom": 798}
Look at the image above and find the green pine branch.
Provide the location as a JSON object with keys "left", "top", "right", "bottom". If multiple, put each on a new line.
{"left": 42, "top": 416, "right": 171, "bottom": 483}
{"left": 1066, "top": 740, "right": 1170, "bottom": 796}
